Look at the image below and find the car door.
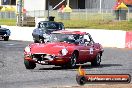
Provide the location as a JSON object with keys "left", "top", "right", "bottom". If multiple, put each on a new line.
{"left": 74, "top": 35, "right": 89, "bottom": 63}
{"left": 82, "top": 34, "right": 97, "bottom": 62}
{"left": 77, "top": 43, "right": 90, "bottom": 63}
{"left": 76, "top": 34, "right": 92, "bottom": 63}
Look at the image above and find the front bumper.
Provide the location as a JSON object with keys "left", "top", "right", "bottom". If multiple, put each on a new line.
{"left": 0, "top": 34, "right": 9, "bottom": 38}
{"left": 24, "top": 54, "right": 70, "bottom": 65}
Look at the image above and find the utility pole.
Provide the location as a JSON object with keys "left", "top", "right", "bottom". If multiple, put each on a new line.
{"left": 47, "top": 0, "right": 50, "bottom": 20}
{"left": 67, "top": 0, "right": 69, "bottom": 6}
{"left": 17, "top": 0, "right": 22, "bottom": 26}
{"left": 99, "top": 0, "right": 102, "bottom": 13}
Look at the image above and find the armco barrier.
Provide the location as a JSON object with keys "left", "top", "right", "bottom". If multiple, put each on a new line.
{"left": 1, "top": 25, "right": 128, "bottom": 48}
{"left": 125, "top": 31, "right": 132, "bottom": 48}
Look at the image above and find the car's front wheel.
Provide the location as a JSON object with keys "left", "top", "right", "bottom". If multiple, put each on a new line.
{"left": 91, "top": 53, "right": 101, "bottom": 66}
{"left": 66, "top": 53, "right": 77, "bottom": 69}
{"left": 4, "top": 36, "right": 9, "bottom": 41}
{"left": 24, "top": 60, "right": 36, "bottom": 69}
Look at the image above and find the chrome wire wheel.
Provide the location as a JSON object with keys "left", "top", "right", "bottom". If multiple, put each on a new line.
{"left": 96, "top": 53, "right": 101, "bottom": 65}
{"left": 70, "top": 53, "right": 77, "bottom": 68}
{"left": 91, "top": 53, "right": 101, "bottom": 66}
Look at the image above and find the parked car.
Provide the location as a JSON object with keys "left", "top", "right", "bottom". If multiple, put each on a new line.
{"left": 32, "top": 21, "right": 65, "bottom": 43}
{"left": 24, "top": 30, "right": 104, "bottom": 69}
{"left": 0, "top": 26, "right": 11, "bottom": 41}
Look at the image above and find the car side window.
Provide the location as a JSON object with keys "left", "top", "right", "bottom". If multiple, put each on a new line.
{"left": 82, "top": 34, "right": 94, "bottom": 45}
{"left": 84, "top": 35, "right": 90, "bottom": 42}
{"left": 38, "top": 22, "right": 47, "bottom": 28}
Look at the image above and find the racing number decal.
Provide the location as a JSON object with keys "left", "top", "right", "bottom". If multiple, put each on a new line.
{"left": 90, "top": 48, "right": 93, "bottom": 54}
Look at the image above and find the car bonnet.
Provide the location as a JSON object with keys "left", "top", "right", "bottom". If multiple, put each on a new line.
{"left": 29, "top": 42, "right": 73, "bottom": 55}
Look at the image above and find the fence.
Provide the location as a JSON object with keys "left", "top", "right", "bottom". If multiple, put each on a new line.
{"left": 0, "top": 11, "right": 16, "bottom": 19}
{"left": 0, "top": 8, "right": 132, "bottom": 25}
{"left": 26, "top": 8, "right": 132, "bottom": 21}
{"left": 25, "top": 9, "right": 116, "bottom": 21}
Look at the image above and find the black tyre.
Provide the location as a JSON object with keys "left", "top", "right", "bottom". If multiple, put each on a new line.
{"left": 24, "top": 60, "right": 36, "bottom": 69}
{"left": 76, "top": 75, "right": 86, "bottom": 85}
{"left": 67, "top": 53, "right": 77, "bottom": 68}
{"left": 91, "top": 53, "right": 101, "bottom": 66}
{"left": 4, "top": 36, "right": 9, "bottom": 41}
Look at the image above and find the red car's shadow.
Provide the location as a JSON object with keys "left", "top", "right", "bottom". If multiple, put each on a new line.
{"left": 36, "top": 63, "right": 122, "bottom": 70}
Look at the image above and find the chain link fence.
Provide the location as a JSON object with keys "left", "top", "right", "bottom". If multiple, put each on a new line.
{"left": 25, "top": 9, "right": 115, "bottom": 21}
{"left": 0, "top": 8, "right": 132, "bottom": 25}
{"left": 0, "top": 11, "right": 16, "bottom": 19}
{"left": 1, "top": 9, "right": 132, "bottom": 20}
{"left": 127, "top": 7, "right": 132, "bottom": 21}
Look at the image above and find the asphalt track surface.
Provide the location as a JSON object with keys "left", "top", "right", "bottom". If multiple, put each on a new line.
{"left": 0, "top": 40, "right": 132, "bottom": 88}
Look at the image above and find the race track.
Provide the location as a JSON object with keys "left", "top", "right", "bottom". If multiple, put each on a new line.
{"left": 0, "top": 40, "right": 132, "bottom": 88}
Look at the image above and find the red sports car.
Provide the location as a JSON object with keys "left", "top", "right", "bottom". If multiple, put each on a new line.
{"left": 24, "top": 30, "right": 104, "bottom": 69}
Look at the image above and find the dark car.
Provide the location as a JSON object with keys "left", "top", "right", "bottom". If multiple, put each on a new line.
{"left": 24, "top": 30, "right": 104, "bottom": 69}
{"left": 32, "top": 21, "right": 65, "bottom": 43}
{"left": 0, "top": 26, "right": 11, "bottom": 41}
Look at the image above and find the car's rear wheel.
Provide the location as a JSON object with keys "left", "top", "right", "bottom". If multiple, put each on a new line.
{"left": 24, "top": 60, "right": 36, "bottom": 69}
{"left": 4, "top": 36, "right": 9, "bottom": 41}
{"left": 91, "top": 53, "right": 101, "bottom": 66}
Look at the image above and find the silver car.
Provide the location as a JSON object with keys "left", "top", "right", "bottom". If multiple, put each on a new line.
{"left": 32, "top": 21, "right": 65, "bottom": 43}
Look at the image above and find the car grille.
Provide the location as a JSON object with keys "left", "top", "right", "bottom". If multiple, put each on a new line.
{"left": 0, "top": 31, "right": 6, "bottom": 35}
{"left": 32, "top": 54, "right": 55, "bottom": 61}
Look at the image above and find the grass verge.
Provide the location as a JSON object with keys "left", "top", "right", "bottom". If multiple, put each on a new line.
{"left": 0, "top": 19, "right": 132, "bottom": 31}
{"left": 0, "top": 19, "right": 16, "bottom": 26}
{"left": 59, "top": 20, "right": 132, "bottom": 31}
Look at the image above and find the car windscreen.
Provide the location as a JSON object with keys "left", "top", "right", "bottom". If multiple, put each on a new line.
{"left": 38, "top": 22, "right": 60, "bottom": 30}
{"left": 49, "top": 33, "right": 80, "bottom": 43}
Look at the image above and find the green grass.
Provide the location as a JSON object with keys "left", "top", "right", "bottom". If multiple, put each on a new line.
{"left": 57, "top": 20, "right": 132, "bottom": 31}
{"left": 0, "top": 19, "right": 16, "bottom": 26}
{"left": 0, "top": 18, "right": 132, "bottom": 31}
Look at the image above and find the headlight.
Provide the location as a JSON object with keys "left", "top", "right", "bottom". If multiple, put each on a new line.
{"left": 24, "top": 46, "right": 31, "bottom": 53}
{"left": 61, "top": 48, "right": 68, "bottom": 56}
{"left": 6, "top": 30, "right": 10, "bottom": 35}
